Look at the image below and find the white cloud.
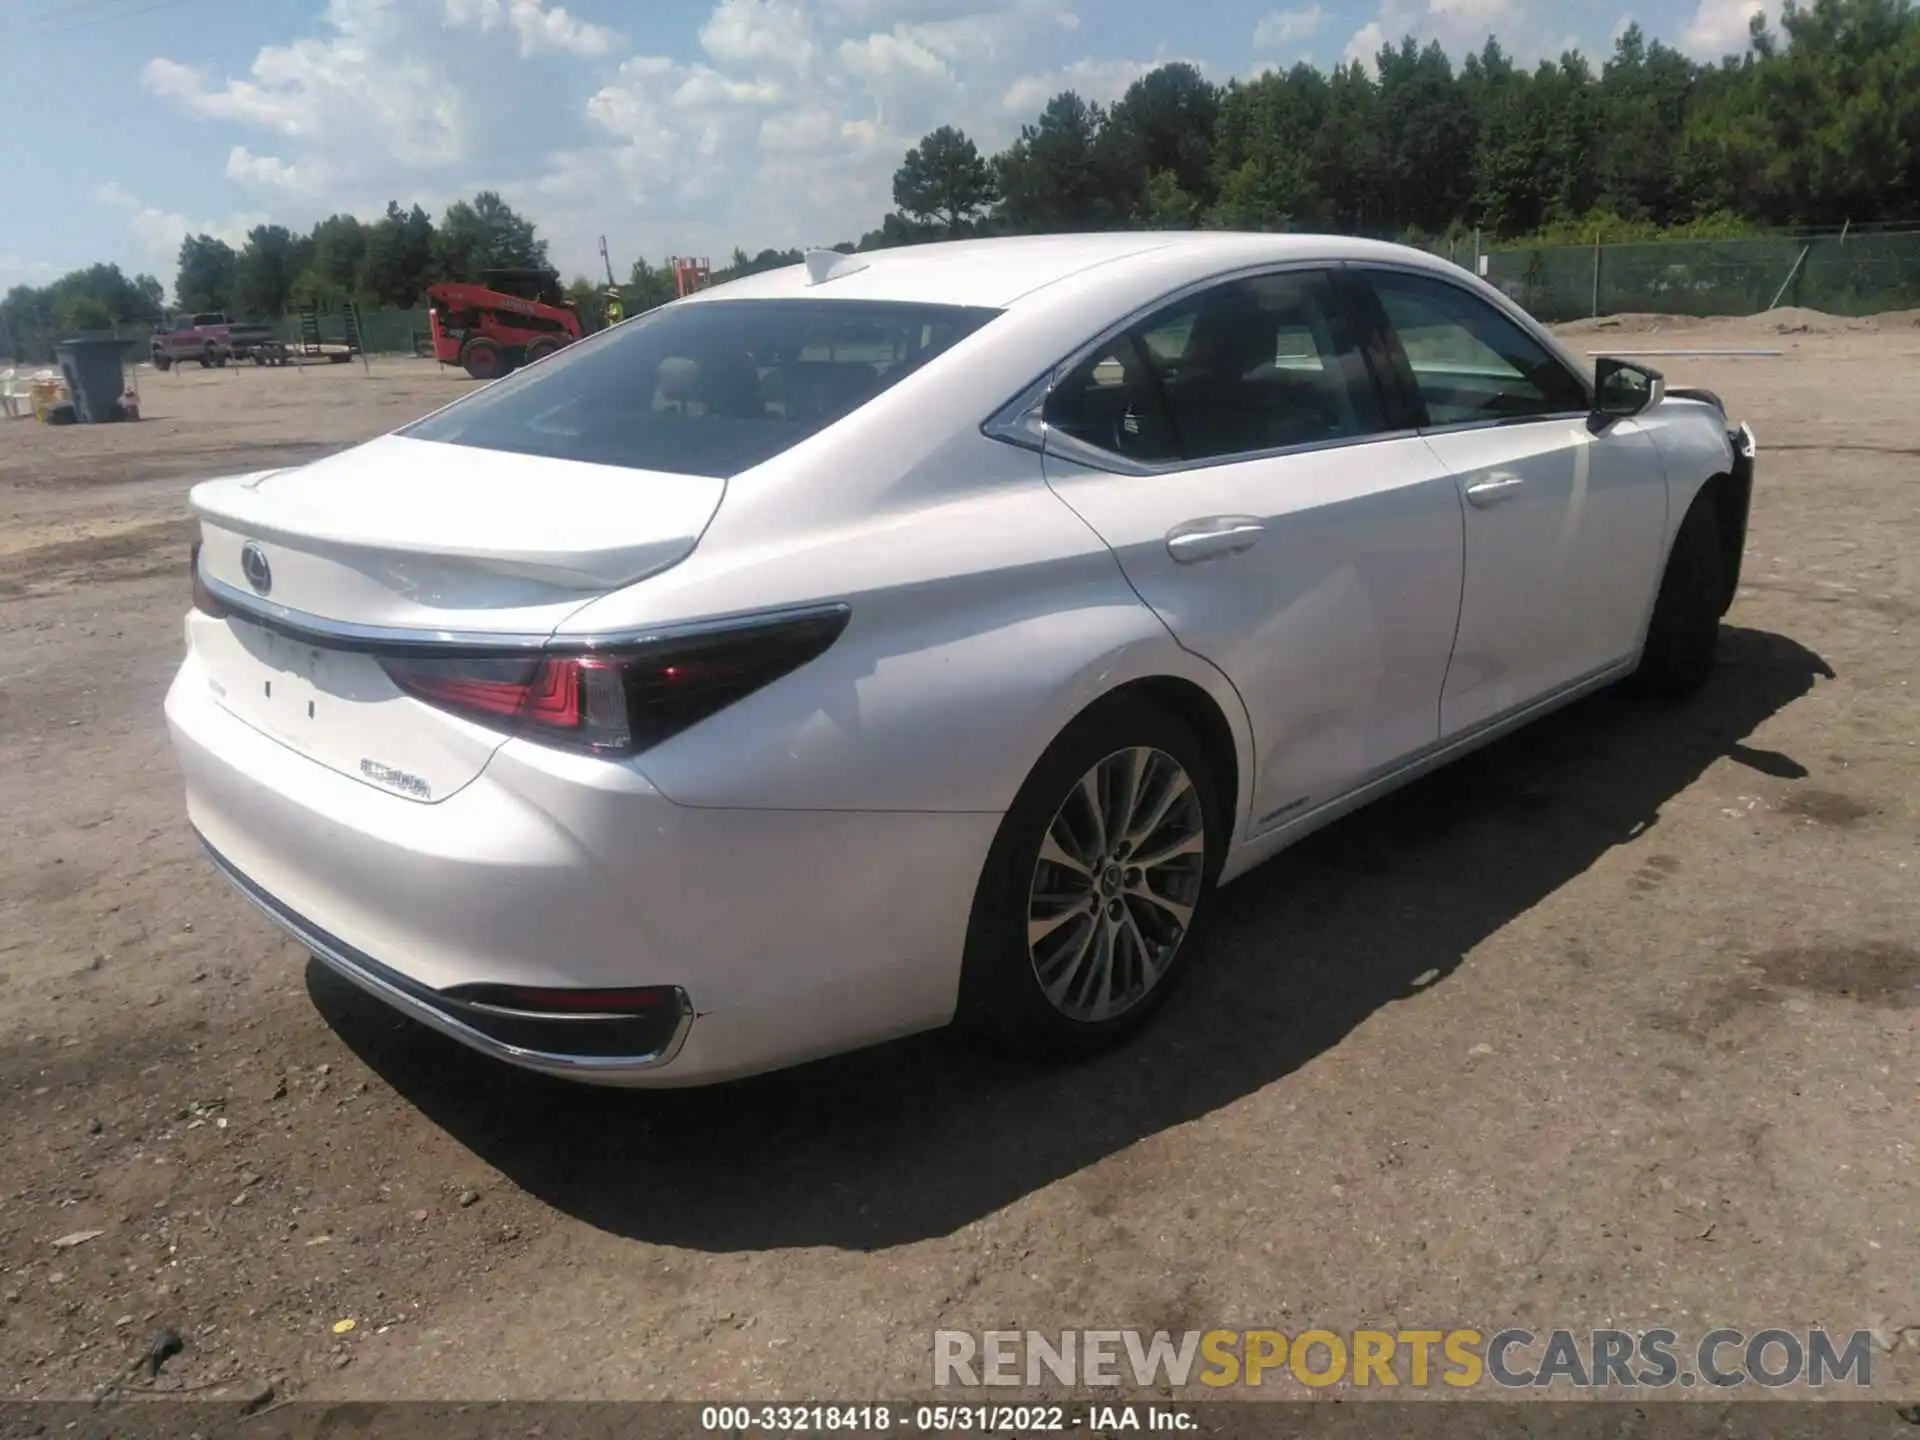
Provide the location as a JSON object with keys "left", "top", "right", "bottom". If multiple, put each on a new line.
{"left": 673, "top": 66, "right": 786, "bottom": 108}
{"left": 443, "top": 0, "right": 619, "bottom": 57}
{"left": 142, "top": 0, "right": 627, "bottom": 218}
{"left": 143, "top": 1, "right": 468, "bottom": 171}
{"left": 759, "top": 107, "right": 844, "bottom": 156}
{"left": 225, "top": 146, "right": 310, "bottom": 189}
{"left": 1001, "top": 56, "right": 1161, "bottom": 114}
{"left": 534, "top": 0, "right": 1143, "bottom": 269}
{"left": 1428, "top": 0, "right": 1510, "bottom": 21}
{"left": 91, "top": 181, "right": 267, "bottom": 278}
{"left": 1339, "top": 0, "right": 1649, "bottom": 68}
{"left": 1253, "top": 6, "right": 1324, "bottom": 50}
{"left": 0, "top": 253, "right": 60, "bottom": 286}
{"left": 1681, "top": 0, "right": 1772, "bottom": 55}
{"left": 1343, "top": 21, "right": 1387, "bottom": 66}
{"left": 838, "top": 30, "right": 949, "bottom": 83}
{"left": 823, "top": 0, "right": 1072, "bottom": 25}
{"left": 133, "top": 0, "right": 1185, "bottom": 280}
{"left": 700, "top": 0, "right": 818, "bottom": 68}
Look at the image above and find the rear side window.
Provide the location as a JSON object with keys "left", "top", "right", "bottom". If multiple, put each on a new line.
{"left": 403, "top": 299, "right": 999, "bottom": 477}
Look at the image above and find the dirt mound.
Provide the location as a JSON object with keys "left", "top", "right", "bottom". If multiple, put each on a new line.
{"left": 1759, "top": 306, "right": 1861, "bottom": 334}
{"left": 1557, "top": 306, "right": 1915, "bottom": 340}
{"left": 1556, "top": 312, "right": 1722, "bottom": 336}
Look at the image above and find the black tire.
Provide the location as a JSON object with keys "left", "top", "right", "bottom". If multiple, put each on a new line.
{"left": 955, "top": 695, "right": 1227, "bottom": 1058}
{"left": 1625, "top": 496, "right": 1725, "bottom": 699}
{"left": 152, "top": 354, "right": 171, "bottom": 373}
{"left": 460, "top": 339, "right": 506, "bottom": 381}
{"left": 524, "top": 338, "right": 561, "bottom": 365}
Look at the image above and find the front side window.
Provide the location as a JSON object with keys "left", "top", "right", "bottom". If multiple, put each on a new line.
{"left": 402, "top": 298, "right": 999, "bottom": 478}
{"left": 1363, "top": 270, "right": 1589, "bottom": 427}
{"left": 1045, "top": 270, "right": 1384, "bottom": 467}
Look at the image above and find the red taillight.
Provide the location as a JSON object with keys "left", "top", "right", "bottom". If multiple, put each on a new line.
{"left": 376, "top": 607, "right": 848, "bottom": 756}
{"left": 379, "top": 653, "right": 631, "bottom": 750}
{"left": 189, "top": 540, "right": 230, "bottom": 619}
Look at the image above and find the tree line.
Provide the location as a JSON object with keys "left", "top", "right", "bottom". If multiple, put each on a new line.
{"left": 2, "top": 191, "right": 550, "bottom": 359}
{"left": 867, "top": 0, "right": 1919, "bottom": 245}
{"left": 641, "top": 2, "right": 1920, "bottom": 303}
{"left": 5, "top": 0, "right": 1914, "bottom": 356}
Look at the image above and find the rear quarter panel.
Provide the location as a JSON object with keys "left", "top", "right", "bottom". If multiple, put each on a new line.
{"left": 554, "top": 433, "right": 1256, "bottom": 827}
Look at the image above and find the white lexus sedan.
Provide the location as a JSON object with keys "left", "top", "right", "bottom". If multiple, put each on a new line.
{"left": 167, "top": 233, "right": 1757, "bottom": 1086}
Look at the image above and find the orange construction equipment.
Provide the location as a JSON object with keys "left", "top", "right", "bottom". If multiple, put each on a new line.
{"left": 672, "top": 257, "right": 712, "bottom": 297}
{"left": 427, "top": 268, "right": 584, "bottom": 380}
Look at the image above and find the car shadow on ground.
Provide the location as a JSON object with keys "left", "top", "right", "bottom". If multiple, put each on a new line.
{"left": 311, "top": 624, "right": 1832, "bottom": 1252}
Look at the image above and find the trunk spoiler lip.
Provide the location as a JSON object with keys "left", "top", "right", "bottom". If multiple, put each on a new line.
{"left": 190, "top": 479, "right": 694, "bottom": 591}
{"left": 188, "top": 440, "right": 725, "bottom": 591}
{"left": 194, "top": 558, "right": 849, "bottom": 659}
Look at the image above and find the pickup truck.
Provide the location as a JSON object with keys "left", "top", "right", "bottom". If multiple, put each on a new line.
{"left": 151, "top": 313, "right": 285, "bottom": 370}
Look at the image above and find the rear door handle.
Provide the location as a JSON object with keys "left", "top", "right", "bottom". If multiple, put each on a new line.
{"left": 1166, "top": 517, "right": 1266, "bottom": 564}
{"left": 1464, "top": 475, "right": 1526, "bottom": 508}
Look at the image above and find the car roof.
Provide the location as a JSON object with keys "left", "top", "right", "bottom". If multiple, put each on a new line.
{"left": 683, "top": 232, "right": 1442, "bottom": 310}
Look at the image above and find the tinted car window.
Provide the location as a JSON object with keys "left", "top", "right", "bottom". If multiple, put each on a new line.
{"left": 1364, "top": 270, "right": 1589, "bottom": 426}
{"left": 1045, "top": 270, "right": 1383, "bottom": 466}
{"left": 1045, "top": 334, "right": 1181, "bottom": 464}
{"left": 403, "top": 299, "right": 999, "bottom": 477}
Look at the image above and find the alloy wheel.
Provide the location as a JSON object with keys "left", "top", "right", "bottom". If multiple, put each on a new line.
{"left": 1026, "top": 746, "right": 1207, "bottom": 1023}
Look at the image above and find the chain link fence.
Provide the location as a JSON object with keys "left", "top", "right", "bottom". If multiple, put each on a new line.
{"left": 271, "top": 307, "right": 431, "bottom": 355}
{"left": 1482, "top": 229, "right": 1920, "bottom": 322}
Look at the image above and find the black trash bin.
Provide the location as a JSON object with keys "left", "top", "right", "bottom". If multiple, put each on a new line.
{"left": 54, "top": 337, "right": 138, "bottom": 424}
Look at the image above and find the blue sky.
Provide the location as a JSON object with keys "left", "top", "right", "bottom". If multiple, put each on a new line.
{"left": 0, "top": 0, "right": 1772, "bottom": 299}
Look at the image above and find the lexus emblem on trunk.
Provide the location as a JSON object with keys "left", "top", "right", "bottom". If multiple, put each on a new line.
{"left": 240, "top": 542, "right": 273, "bottom": 596}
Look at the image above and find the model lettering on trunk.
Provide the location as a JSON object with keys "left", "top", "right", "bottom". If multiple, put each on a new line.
{"left": 359, "top": 759, "right": 432, "bottom": 800}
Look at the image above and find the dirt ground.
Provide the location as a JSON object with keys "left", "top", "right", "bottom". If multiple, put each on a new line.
{"left": 0, "top": 324, "right": 1915, "bottom": 1405}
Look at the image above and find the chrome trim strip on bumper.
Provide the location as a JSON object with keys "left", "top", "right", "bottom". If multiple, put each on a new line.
{"left": 193, "top": 563, "right": 851, "bottom": 658}
{"left": 196, "top": 831, "right": 694, "bottom": 1078}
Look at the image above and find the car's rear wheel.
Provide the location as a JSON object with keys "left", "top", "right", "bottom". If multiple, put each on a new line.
{"left": 1625, "top": 495, "right": 1725, "bottom": 699}
{"left": 956, "top": 697, "right": 1224, "bottom": 1057}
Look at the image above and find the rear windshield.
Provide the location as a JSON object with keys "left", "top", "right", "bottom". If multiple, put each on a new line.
{"left": 402, "top": 298, "right": 1000, "bottom": 477}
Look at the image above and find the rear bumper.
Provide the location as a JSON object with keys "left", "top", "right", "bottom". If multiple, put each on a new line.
{"left": 166, "top": 652, "right": 1000, "bottom": 1086}
{"left": 202, "top": 834, "right": 695, "bottom": 1081}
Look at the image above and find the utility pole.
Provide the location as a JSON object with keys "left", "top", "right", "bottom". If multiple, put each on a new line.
{"left": 598, "top": 235, "right": 617, "bottom": 289}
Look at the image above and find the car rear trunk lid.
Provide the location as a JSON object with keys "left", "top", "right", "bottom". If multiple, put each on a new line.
{"left": 187, "top": 435, "right": 725, "bottom": 798}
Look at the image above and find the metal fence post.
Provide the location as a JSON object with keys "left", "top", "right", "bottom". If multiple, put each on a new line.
{"left": 1767, "top": 244, "right": 1811, "bottom": 312}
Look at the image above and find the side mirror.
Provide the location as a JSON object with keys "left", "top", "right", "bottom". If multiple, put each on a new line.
{"left": 1593, "top": 356, "right": 1665, "bottom": 426}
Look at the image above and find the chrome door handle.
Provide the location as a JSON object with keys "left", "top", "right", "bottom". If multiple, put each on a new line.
{"left": 1464, "top": 475, "right": 1525, "bottom": 508}
{"left": 1166, "top": 518, "right": 1266, "bottom": 564}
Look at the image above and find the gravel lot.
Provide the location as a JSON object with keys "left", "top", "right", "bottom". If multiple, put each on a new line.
{"left": 0, "top": 323, "right": 1915, "bottom": 1404}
